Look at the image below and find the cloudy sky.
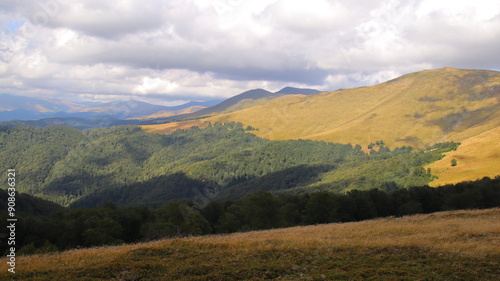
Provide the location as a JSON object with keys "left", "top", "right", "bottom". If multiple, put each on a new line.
{"left": 1, "top": 0, "right": 499, "bottom": 105}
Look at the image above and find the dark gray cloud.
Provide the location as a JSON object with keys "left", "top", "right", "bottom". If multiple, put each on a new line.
{"left": 0, "top": 0, "right": 499, "bottom": 103}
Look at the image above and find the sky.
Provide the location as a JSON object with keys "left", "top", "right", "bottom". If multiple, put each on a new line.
{"left": 1, "top": 0, "right": 499, "bottom": 106}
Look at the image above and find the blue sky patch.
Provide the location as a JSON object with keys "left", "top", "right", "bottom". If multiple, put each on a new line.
{"left": 6, "top": 20, "right": 25, "bottom": 32}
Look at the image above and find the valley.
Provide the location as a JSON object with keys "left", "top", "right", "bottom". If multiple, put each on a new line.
{"left": 0, "top": 123, "right": 459, "bottom": 207}
{"left": 1, "top": 67, "right": 499, "bottom": 279}
{"left": 2, "top": 1, "right": 499, "bottom": 279}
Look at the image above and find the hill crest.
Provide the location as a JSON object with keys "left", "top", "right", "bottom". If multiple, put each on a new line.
{"left": 142, "top": 67, "right": 500, "bottom": 185}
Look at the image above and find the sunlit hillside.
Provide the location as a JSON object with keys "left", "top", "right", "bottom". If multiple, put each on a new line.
{"left": 2, "top": 208, "right": 498, "bottom": 280}
{"left": 426, "top": 126, "right": 500, "bottom": 186}
{"left": 128, "top": 105, "right": 206, "bottom": 120}
{"left": 142, "top": 67, "right": 500, "bottom": 184}
{"left": 208, "top": 68, "right": 499, "bottom": 146}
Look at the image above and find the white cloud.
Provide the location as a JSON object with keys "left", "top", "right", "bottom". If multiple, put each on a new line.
{"left": 0, "top": 0, "right": 499, "bottom": 103}
{"left": 134, "top": 77, "right": 179, "bottom": 95}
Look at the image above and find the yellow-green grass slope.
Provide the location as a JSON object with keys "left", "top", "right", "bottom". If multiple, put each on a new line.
{"left": 2, "top": 208, "right": 499, "bottom": 280}
{"left": 208, "top": 68, "right": 499, "bottom": 148}
{"left": 426, "top": 126, "right": 500, "bottom": 186}
{"left": 128, "top": 106, "right": 206, "bottom": 120}
{"left": 142, "top": 67, "right": 500, "bottom": 185}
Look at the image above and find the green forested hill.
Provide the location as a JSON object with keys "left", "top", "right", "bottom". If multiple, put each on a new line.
{"left": 0, "top": 125, "right": 85, "bottom": 195}
{"left": 0, "top": 188, "right": 65, "bottom": 216}
{"left": 0, "top": 123, "right": 457, "bottom": 207}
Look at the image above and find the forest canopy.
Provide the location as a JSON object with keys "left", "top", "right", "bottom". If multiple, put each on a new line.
{"left": 0, "top": 123, "right": 459, "bottom": 207}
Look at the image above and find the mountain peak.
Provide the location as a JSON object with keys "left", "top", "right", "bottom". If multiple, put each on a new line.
{"left": 275, "top": 87, "right": 321, "bottom": 95}
{"left": 237, "top": 88, "right": 274, "bottom": 97}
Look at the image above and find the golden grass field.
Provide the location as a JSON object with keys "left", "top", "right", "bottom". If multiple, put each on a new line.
{"left": 2, "top": 208, "right": 499, "bottom": 280}
{"left": 141, "top": 68, "right": 500, "bottom": 185}
{"left": 129, "top": 106, "right": 206, "bottom": 120}
{"left": 427, "top": 126, "right": 500, "bottom": 186}
{"left": 142, "top": 119, "right": 209, "bottom": 134}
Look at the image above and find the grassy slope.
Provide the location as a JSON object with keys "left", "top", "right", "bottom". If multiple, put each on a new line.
{"left": 142, "top": 67, "right": 500, "bottom": 184}
{"left": 207, "top": 68, "right": 499, "bottom": 147}
{"left": 142, "top": 119, "right": 209, "bottom": 134}
{"left": 128, "top": 106, "right": 206, "bottom": 120}
{"left": 140, "top": 95, "right": 305, "bottom": 134}
{"left": 426, "top": 126, "right": 500, "bottom": 186}
{"left": 2, "top": 208, "right": 499, "bottom": 280}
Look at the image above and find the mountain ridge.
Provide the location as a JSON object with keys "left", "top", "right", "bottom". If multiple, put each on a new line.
{"left": 275, "top": 86, "right": 321, "bottom": 95}
{"left": 138, "top": 87, "right": 322, "bottom": 125}
{"left": 0, "top": 94, "right": 219, "bottom": 121}
{"left": 0, "top": 86, "right": 319, "bottom": 124}
{"left": 142, "top": 67, "right": 500, "bottom": 185}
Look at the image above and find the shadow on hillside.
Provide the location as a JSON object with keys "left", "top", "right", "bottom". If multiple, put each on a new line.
{"left": 426, "top": 105, "right": 498, "bottom": 133}
{"left": 69, "top": 164, "right": 335, "bottom": 208}
{"left": 217, "top": 164, "right": 335, "bottom": 201}
{"left": 69, "top": 172, "right": 205, "bottom": 208}
{"left": 43, "top": 172, "right": 109, "bottom": 198}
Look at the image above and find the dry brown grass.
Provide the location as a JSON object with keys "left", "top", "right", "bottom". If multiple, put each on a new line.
{"left": 192, "top": 208, "right": 500, "bottom": 258}
{"left": 1, "top": 208, "right": 499, "bottom": 280}
{"left": 141, "top": 119, "right": 209, "bottom": 134}
{"left": 427, "top": 126, "right": 500, "bottom": 186}
{"left": 129, "top": 106, "right": 206, "bottom": 120}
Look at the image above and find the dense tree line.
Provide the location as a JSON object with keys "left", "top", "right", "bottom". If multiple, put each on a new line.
{"left": 1, "top": 123, "right": 458, "bottom": 207}
{"left": 0, "top": 125, "right": 85, "bottom": 195}
{"left": 1, "top": 176, "right": 498, "bottom": 255}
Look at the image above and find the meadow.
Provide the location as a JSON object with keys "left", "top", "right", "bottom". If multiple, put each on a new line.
{"left": 1, "top": 208, "right": 498, "bottom": 280}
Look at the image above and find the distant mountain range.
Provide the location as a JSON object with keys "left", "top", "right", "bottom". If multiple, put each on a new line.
{"left": 0, "top": 87, "right": 319, "bottom": 125}
{"left": 0, "top": 94, "right": 220, "bottom": 121}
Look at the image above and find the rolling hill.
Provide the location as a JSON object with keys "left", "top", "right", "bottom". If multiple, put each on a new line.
{"left": 1, "top": 123, "right": 460, "bottom": 207}
{"left": 426, "top": 125, "right": 500, "bottom": 186}
{"left": 126, "top": 105, "right": 206, "bottom": 120}
{"left": 138, "top": 89, "right": 280, "bottom": 124}
{"left": 1, "top": 208, "right": 498, "bottom": 280}
{"left": 193, "top": 89, "right": 277, "bottom": 116}
{"left": 142, "top": 87, "right": 322, "bottom": 125}
{"left": 142, "top": 67, "right": 500, "bottom": 185}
